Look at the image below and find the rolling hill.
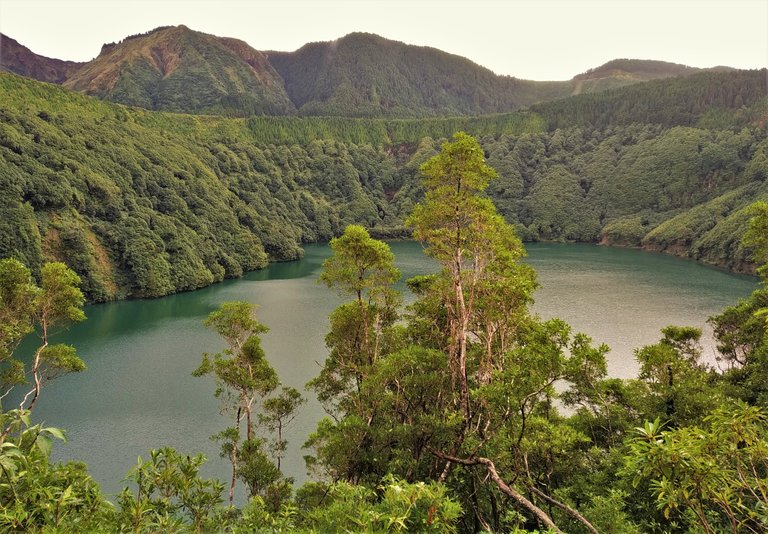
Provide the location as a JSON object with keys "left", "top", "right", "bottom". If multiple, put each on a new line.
{"left": 265, "top": 32, "right": 574, "bottom": 117}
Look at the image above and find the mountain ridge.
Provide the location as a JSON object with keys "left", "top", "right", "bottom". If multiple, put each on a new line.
{"left": 1, "top": 26, "right": 735, "bottom": 118}
{"left": 0, "top": 33, "right": 84, "bottom": 83}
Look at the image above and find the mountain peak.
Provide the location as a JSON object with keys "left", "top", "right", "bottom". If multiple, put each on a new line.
{"left": 64, "top": 25, "right": 295, "bottom": 116}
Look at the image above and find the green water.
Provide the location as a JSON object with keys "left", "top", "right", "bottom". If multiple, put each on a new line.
{"left": 15, "top": 242, "right": 759, "bottom": 496}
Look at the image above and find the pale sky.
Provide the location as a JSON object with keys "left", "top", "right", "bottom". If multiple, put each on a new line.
{"left": 1, "top": 0, "right": 766, "bottom": 80}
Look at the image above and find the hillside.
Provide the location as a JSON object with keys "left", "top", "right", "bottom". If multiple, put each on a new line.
{"left": 62, "top": 26, "right": 295, "bottom": 116}
{"left": 570, "top": 58, "right": 709, "bottom": 94}
{"left": 0, "top": 68, "right": 765, "bottom": 301}
{"left": 0, "top": 33, "right": 84, "bottom": 83}
{"left": 266, "top": 32, "right": 575, "bottom": 117}
{"left": 533, "top": 69, "right": 767, "bottom": 130}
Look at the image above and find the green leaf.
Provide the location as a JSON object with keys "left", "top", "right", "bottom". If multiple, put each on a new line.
{"left": 43, "top": 426, "right": 67, "bottom": 442}
{"left": 35, "top": 433, "right": 53, "bottom": 457}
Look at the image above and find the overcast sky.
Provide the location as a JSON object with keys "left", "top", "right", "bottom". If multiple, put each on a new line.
{"left": 1, "top": 0, "right": 766, "bottom": 80}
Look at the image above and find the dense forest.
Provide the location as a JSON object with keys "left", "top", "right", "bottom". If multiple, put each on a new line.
{"left": 1, "top": 134, "right": 767, "bottom": 532}
{"left": 1, "top": 68, "right": 766, "bottom": 302}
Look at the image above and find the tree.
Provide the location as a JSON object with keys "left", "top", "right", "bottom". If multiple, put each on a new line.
{"left": 259, "top": 386, "right": 305, "bottom": 472}
{"left": 0, "top": 259, "right": 86, "bottom": 415}
{"left": 116, "top": 447, "right": 223, "bottom": 534}
{"left": 319, "top": 224, "right": 400, "bottom": 366}
{"left": 309, "top": 225, "right": 401, "bottom": 418}
{"left": 193, "top": 301, "right": 278, "bottom": 504}
{"left": 634, "top": 326, "right": 722, "bottom": 425}
{"left": 306, "top": 134, "right": 607, "bottom": 532}
{"left": 406, "top": 131, "right": 535, "bottom": 419}
{"left": 0, "top": 409, "right": 112, "bottom": 531}
{"left": 708, "top": 202, "right": 768, "bottom": 406}
{"left": 194, "top": 301, "right": 304, "bottom": 506}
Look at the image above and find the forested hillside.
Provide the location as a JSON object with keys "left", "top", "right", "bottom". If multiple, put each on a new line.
{"left": 266, "top": 32, "right": 574, "bottom": 117}
{"left": 2, "top": 136, "right": 768, "bottom": 533}
{"left": 0, "top": 74, "right": 397, "bottom": 301}
{"left": 1, "top": 68, "right": 766, "bottom": 301}
{"left": 532, "top": 69, "right": 767, "bottom": 130}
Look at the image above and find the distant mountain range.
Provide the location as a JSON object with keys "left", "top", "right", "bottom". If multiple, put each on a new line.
{"left": 0, "top": 25, "right": 732, "bottom": 117}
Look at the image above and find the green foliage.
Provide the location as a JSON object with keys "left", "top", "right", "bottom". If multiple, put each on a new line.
{"left": 65, "top": 25, "right": 295, "bottom": 117}
{"left": 194, "top": 301, "right": 279, "bottom": 504}
{"left": 0, "top": 409, "right": 112, "bottom": 532}
{"left": 311, "top": 135, "right": 614, "bottom": 532}
{"left": 269, "top": 32, "right": 576, "bottom": 118}
{"left": 116, "top": 447, "right": 223, "bottom": 533}
{"left": 299, "top": 475, "right": 461, "bottom": 533}
{"left": 309, "top": 226, "right": 401, "bottom": 424}
{"left": 260, "top": 386, "right": 306, "bottom": 471}
{"left": 634, "top": 326, "right": 723, "bottom": 426}
{"left": 2, "top": 69, "right": 766, "bottom": 304}
{"left": 743, "top": 201, "right": 768, "bottom": 280}
{"left": 320, "top": 225, "right": 400, "bottom": 302}
{"left": 0, "top": 257, "right": 37, "bottom": 366}
{"left": 195, "top": 301, "right": 303, "bottom": 509}
{"left": 532, "top": 69, "right": 767, "bottom": 130}
{"left": 625, "top": 402, "right": 768, "bottom": 533}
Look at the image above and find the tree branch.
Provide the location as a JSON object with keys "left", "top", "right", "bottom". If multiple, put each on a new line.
{"left": 528, "top": 485, "right": 600, "bottom": 534}
{"left": 431, "top": 449, "right": 563, "bottom": 533}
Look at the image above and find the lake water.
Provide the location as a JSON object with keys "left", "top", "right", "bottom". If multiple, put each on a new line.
{"left": 12, "top": 242, "right": 759, "bottom": 497}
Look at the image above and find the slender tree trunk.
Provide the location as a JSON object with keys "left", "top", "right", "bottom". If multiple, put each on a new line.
{"left": 456, "top": 279, "right": 470, "bottom": 422}
{"left": 22, "top": 318, "right": 48, "bottom": 412}
{"left": 277, "top": 420, "right": 283, "bottom": 472}
{"left": 228, "top": 442, "right": 238, "bottom": 505}
{"left": 357, "top": 287, "right": 373, "bottom": 365}
{"left": 229, "top": 406, "right": 242, "bottom": 505}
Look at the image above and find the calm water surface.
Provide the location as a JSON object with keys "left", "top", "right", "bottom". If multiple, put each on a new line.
{"left": 17, "top": 243, "right": 758, "bottom": 496}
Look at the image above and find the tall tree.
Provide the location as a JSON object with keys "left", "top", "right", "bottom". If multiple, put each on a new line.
{"left": 193, "top": 301, "right": 278, "bottom": 504}
{"left": 310, "top": 225, "right": 400, "bottom": 415}
{"left": 406, "top": 132, "right": 535, "bottom": 419}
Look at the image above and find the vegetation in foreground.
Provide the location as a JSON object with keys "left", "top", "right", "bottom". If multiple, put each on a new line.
{"left": 1, "top": 134, "right": 767, "bottom": 532}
